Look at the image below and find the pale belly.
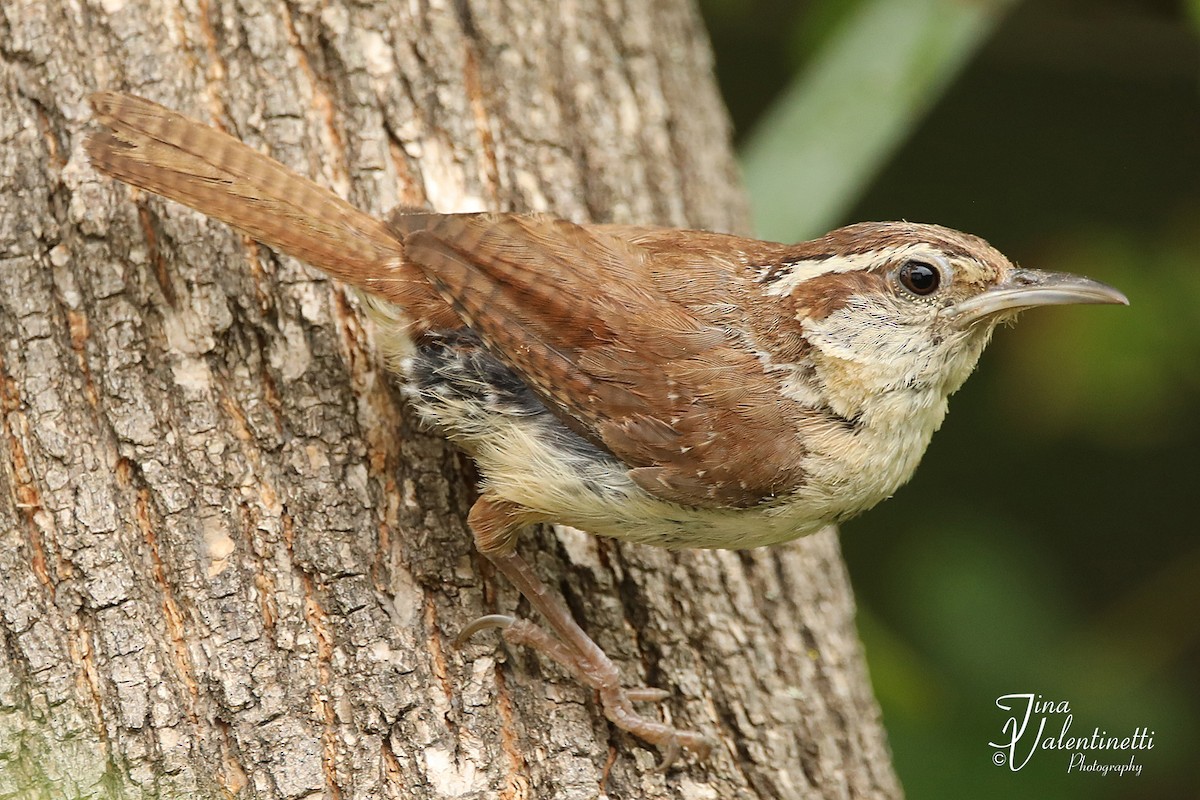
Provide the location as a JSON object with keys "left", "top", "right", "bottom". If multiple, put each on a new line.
{"left": 401, "top": 327, "right": 946, "bottom": 550}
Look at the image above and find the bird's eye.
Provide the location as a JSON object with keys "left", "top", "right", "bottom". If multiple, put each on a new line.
{"left": 898, "top": 260, "right": 941, "bottom": 296}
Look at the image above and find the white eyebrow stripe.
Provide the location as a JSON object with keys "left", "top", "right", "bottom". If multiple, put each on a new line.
{"left": 759, "top": 244, "right": 935, "bottom": 297}
{"left": 759, "top": 251, "right": 883, "bottom": 297}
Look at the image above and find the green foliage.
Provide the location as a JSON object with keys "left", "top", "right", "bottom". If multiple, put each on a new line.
{"left": 739, "top": 0, "right": 1017, "bottom": 241}
{"left": 990, "top": 221, "right": 1200, "bottom": 449}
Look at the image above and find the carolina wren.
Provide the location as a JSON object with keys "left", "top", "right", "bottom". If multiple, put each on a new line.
{"left": 86, "top": 92, "right": 1128, "bottom": 762}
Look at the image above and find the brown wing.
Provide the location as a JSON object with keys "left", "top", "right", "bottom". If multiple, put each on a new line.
{"left": 392, "top": 212, "right": 808, "bottom": 508}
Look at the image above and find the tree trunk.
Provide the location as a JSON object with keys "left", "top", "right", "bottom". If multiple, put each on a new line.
{"left": 0, "top": 1, "right": 901, "bottom": 797}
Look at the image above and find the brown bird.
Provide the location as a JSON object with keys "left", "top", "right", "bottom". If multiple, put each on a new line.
{"left": 86, "top": 91, "right": 1128, "bottom": 762}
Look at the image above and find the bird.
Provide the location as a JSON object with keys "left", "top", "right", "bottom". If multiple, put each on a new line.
{"left": 85, "top": 91, "right": 1128, "bottom": 762}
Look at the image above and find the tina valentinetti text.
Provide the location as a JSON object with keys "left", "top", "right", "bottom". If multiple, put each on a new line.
{"left": 989, "top": 693, "right": 1154, "bottom": 775}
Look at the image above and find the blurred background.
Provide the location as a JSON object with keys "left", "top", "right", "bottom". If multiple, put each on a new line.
{"left": 696, "top": 0, "right": 1199, "bottom": 797}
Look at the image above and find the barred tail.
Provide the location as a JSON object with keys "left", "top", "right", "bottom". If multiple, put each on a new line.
{"left": 86, "top": 92, "right": 453, "bottom": 328}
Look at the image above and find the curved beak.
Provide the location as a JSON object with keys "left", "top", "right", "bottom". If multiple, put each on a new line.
{"left": 947, "top": 268, "right": 1129, "bottom": 327}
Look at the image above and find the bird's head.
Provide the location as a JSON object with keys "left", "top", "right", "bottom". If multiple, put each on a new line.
{"left": 763, "top": 221, "right": 1128, "bottom": 410}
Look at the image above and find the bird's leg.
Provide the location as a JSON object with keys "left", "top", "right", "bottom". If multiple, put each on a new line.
{"left": 464, "top": 494, "right": 712, "bottom": 761}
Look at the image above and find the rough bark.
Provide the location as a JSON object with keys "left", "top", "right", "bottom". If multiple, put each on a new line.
{"left": 0, "top": 1, "right": 902, "bottom": 798}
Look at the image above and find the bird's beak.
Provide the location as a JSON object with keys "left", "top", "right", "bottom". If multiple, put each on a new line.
{"left": 946, "top": 268, "right": 1129, "bottom": 327}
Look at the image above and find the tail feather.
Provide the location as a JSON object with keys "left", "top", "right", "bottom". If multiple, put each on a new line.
{"left": 86, "top": 92, "right": 454, "bottom": 329}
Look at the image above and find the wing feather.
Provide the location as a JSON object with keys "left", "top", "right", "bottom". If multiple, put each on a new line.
{"left": 395, "top": 212, "right": 809, "bottom": 508}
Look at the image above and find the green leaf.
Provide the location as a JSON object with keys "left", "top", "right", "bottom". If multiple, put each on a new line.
{"left": 740, "top": 0, "right": 1017, "bottom": 242}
